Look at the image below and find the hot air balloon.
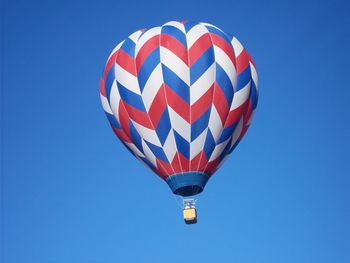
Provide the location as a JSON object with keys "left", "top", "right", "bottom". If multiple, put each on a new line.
{"left": 100, "top": 21, "right": 258, "bottom": 224}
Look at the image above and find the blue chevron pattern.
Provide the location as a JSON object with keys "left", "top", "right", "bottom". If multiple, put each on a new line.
{"left": 100, "top": 21, "right": 259, "bottom": 196}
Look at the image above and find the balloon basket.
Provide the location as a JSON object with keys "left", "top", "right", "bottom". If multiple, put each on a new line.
{"left": 183, "top": 199, "right": 197, "bottom": 224}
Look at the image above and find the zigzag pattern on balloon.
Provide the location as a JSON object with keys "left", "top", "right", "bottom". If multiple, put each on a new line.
{"left": 100, "top": 21, "right": 258, "bottom": 180}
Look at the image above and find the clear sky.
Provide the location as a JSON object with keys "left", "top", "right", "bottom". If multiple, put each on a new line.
{"left": 1, "top": 0, "right": 350, "bottom": 262}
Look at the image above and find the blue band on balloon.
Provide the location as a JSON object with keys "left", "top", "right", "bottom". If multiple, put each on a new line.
{"left": 165, "top": 172, "right": 209, "bottom": 197}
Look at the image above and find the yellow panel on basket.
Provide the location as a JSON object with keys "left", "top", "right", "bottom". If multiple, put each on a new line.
{"left": 183, "top": 208, "right": 196, "bottom": 220}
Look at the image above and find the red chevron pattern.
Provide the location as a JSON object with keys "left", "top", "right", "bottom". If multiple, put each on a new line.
{"left": 100, "top": 21, "right": 259, "bottom": 195}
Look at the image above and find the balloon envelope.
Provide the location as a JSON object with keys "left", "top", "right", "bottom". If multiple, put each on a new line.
{"left": 100, "top": 21, "right": 258, "bottom": 196}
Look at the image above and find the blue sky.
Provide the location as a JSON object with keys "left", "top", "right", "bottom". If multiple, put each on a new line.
{"left": 1, "top": 0, "right": 350, "bottom": 262}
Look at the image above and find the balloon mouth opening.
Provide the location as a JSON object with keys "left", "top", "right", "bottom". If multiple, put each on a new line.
{"left": 174, "top": 185, "right": 204, "bottom": 196}
{"left": 165, "top": 172, "right": 209, "bottom": 197}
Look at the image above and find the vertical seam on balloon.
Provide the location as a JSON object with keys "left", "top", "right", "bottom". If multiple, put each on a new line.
{"left": 229, "top": 60, "right": 257, "bottom": 154}
{"left": 187, "top": 23, "right": 192, "bottom": 173}
{"left": 229, "top": 79, "right": 251, "bottom": 150}
{"left": 159, "top": 22, "right": 184, "bottom": 176}
{"left": 107, "top": 47, "right": 135, "bottom": 147}
{"left": 227, "top": 46, "right": 255, "bottom": 153}
{"left": 105, "top": 43, "right": 152, "bottom": 170}
{"left": 194, "top": 23, "right": 216, "bottom": 173}
{"left": 131, "top": 28, "right": 176, "bottom": 177}
{"left": 113, "top": 32, "right": 166, "bottom": 175}
{"left": 202, "top": 32, "right": 239, "bottom": 174}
